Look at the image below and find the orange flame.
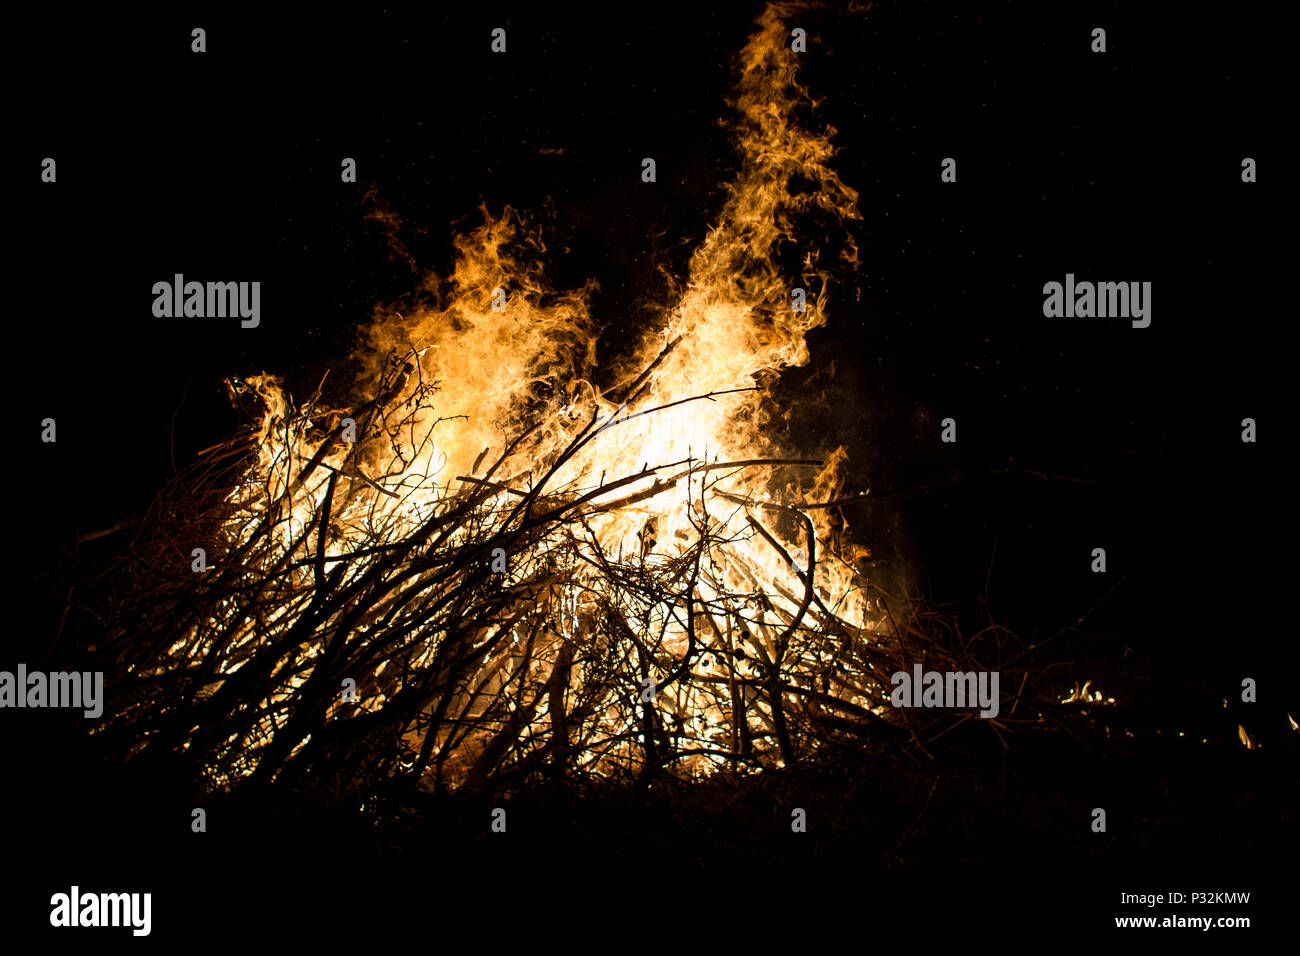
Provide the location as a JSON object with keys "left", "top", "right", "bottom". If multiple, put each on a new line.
{"left": 149, "top": 5, "right": 887, "bottom": 790}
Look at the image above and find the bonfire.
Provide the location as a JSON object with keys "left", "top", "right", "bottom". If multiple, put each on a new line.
{"left": 87, "top": 7, "right": 1020, "bottom": 808}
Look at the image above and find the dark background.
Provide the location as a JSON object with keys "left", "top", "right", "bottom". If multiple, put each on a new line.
{"left": 6, "top": 1, "right": 1290, "bottom": 942}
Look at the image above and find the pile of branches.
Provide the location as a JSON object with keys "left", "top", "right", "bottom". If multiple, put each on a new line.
{"left": 77, "top": 350, "right": 1042, "bottom": 811}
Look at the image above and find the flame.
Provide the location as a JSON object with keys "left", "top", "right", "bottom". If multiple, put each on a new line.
{"left": 1059, "top": 681, "right": 1114, "bottom": 706}
{"left": 1237, "top": 724, "right": 1255, "bottom": 750}
{"left": 131, "top": 5, "right": 894, "bottom": 793}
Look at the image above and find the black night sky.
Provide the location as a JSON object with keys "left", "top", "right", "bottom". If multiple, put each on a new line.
{"left": 7, "top": 2, "right": 1290, "bottom": 943}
